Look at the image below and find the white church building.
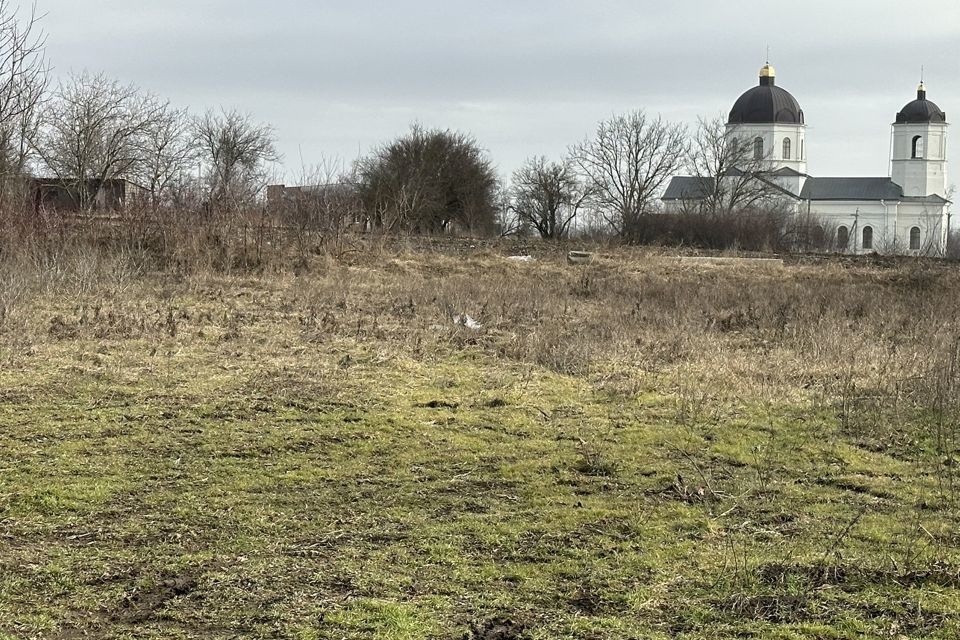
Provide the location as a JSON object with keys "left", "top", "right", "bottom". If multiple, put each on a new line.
{"left": 662, "top": 64, "right": 951, "bottom": 255}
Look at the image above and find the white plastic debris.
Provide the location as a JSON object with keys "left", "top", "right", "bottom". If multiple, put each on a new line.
{"left": 508, "top": 255, "right": 535, "bottom": 262}
{"left": 453, "top": 314, "right": 483, "bottom": 330}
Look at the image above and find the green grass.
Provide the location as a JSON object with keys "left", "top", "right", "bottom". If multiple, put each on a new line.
{"left": 1, "top": 253, "right": 959, "bottom": 638}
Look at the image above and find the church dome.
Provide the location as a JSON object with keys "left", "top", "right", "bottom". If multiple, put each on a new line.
{"left": 728, "top": 65, "right": 805, "bottom": 125}
{"left": 896, "top": 83, "right": 946, "bottom": 124}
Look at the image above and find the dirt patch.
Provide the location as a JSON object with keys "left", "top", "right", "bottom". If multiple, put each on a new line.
{"left": 416, "top": 399, "right": 460, "bottom": 409}
{"left": 115, "top": 574, "right": 199, "bottom": 624}
{"left": 463, "top": 618, "right": 527, "bottom": 640}
{"left": 756, "top": 561, "right": 848, "bottom": 588}
{"left": 858, "top": 600, "right": 949, "bottom": 636}
{"left": 755, "top": 560, "right": 960, "bottom": 591}
{"left": 814, "top": 476, "right": 896, "bottom": 501}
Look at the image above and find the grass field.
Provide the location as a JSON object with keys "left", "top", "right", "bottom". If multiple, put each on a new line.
{"left": 1, "top": 243, "right": 959, "bottom": 639}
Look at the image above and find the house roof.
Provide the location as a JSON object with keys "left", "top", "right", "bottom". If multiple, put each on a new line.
{"left": 33, "top": 177, "right": 148, "bottom": 190}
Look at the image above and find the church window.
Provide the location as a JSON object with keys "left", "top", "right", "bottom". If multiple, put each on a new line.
{"left": 753, "top": 137, "right": 764, "bottom": 160}
{"left": 912, "top": 135, "right": 924, "bottom": 159}
{"left": 837, "top": 226, "right": 849, "bottom": 249}
{"left": 910, "top": 226, "right": 921, "bottom": 250}
{"left": 783, "top": 138, "right": 791, "bottom": 160}
{"left": 801, "top": 139, "right": 804, "bottom": 160}
{"left": 862, "top": 226, "right": 874, "bottom": 250}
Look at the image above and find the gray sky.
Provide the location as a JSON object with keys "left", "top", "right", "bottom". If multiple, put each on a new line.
{"left": 35, "top": 0, "right": 960, "bottom": 187}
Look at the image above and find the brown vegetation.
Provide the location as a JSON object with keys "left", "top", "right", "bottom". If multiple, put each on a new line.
{"left": 2, "top": 217, "right": 960, "bottom": 638}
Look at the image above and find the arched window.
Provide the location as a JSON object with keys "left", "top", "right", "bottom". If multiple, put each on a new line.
{"left": 783, "top": 138, "right": 792, "bottom": 160}
{"left": 753, "top": 137, "right": 764, "bottom": 160}
{"left": 837, "top": 226, "right": 849, "bottom": 249}
{"left": 912, "top": 135, "right": 924, "bottom": 159}
{"left": 729, "top": 137, "right": 740, "bottom": 158}
{"left": 801, "top": 139, "right": 804, "bottom": 160}
{"left": 910, "top": 226, "right": 921, "bottom": 250}
{"left": 862, "top": 226, "right": 874, "bottom": 250}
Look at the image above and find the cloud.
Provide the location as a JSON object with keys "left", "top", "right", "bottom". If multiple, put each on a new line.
{"left": 32, "top": 0, "right": 960, "bottom": 185}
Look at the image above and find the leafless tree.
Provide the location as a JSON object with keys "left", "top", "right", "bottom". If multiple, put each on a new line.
{"left": 685, "top": 115, "right": 783, "bottom": 217}
{"left": 136, "top": 104, "right": 197, "bottom": 209}
{"left": 194, "top": 108, "right": 278, "bottom": 213}
{"left": 277, "top": 157, "right": 362, "bottom": 257}
{"left": 571, "top": 110, "right": 687, "bottom": 239}
{"left": 0, "top": 1, "right": 47, "bottom": 205}
{"left": 493, "top": 182, "right": 524, "bottom": 237}
{"left": 510, "top": 156, "right": 587, "bottom": 240}
{"left": 34, "top": 72, "right": 165, "bottom": 209}
{"left": 680, "top": 115, "right": 838, "bottom": 251}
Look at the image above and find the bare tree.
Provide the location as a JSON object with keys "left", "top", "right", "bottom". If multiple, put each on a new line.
{"left": 136, "top": 104, "right": 197, "bottom": 209}
{"left": 0, "top": 1, "right": 47, "bottom": 204}
{"left": 493, "top": 182, "right": 524, "bottom": 237}
{"left": 277, "top": 157, "right": 362, "bottom": 257}
{"left": 571, "top": 110, "right": 687, "bottom": 239}
{"left": 194, "top": 108, "right": 278, "bottom": 213}
{"left": 34, "top": 72, "right": 164, "bottom": 209}
{"left": 510, "top": 156, "right": 587, "bottom": 240}
{"left": 685, "top": 114, "right": 782, "bottom": 217}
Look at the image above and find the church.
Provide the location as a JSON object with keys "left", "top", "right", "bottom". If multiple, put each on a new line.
{"left": 662, "top": 64, "right": 951, "bottom": 255}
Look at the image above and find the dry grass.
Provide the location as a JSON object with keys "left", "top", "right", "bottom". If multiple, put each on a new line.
{"left": 1, "top": 227, "right": 960, "bottom": 638}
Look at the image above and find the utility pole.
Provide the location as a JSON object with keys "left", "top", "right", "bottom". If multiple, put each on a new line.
{"left": 947, "top": 208, "right": 952, "bottom": 257}
{"left": 853, "top": 208, "right": 860, "bottom": 254}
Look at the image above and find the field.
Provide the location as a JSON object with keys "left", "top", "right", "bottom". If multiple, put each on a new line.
{"left": 1, "top": 239, "right": 960, "bottom": 639}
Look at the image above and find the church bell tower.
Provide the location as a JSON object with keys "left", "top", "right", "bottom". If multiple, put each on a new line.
{"left": 726, "top": 64, "right": 807, "bottom": 194}
{"left": 891, "top": 83, "right": 948, "bottom": 197}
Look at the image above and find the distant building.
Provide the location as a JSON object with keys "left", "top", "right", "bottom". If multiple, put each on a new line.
{"left": 33, "top": 178, "right": 149, "bottom": 213}
{"left": 663, "top": 64, "right": 951, "bottom": 255}
{"left": 266, "top": 183, "right": 365, "bottom": 228}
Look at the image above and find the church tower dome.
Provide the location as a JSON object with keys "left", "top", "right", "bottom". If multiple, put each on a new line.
{"left": 895, "top": 83, "right": 946, "bottom": 124}
{"left": 725, "top": 64, "right": 808, "bottom": 182}
{"left": 728, "top": 64, "right": 805, "bottom": 125}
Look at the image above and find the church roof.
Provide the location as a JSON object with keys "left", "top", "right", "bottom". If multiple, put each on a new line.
{"left": 799, "top": 177, "right": 948, "bottom": 203}
{"left": 661, "top": 172, "right": 799, "bottom": 201}
{"left": 896, "top": 84, "right": 946, "bottom": 124}
{"left": 728, "top": 65, "right": 805, "bottom": 125}
{"left": 661, "top": 176, "right": 714, "bottom": 200}
{"left": 799, "top": 177, "right": 903, "bottom": 201}
{"left": 771, "top": 167, "right": 807, "bottom": 177}
{"left": 662, "top": 175, "right": 949, "bottom": 203}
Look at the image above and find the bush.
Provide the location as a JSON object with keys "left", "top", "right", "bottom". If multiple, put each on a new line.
{"left": 626, "top": 207, "right": 833, "bottom": 253}
{"left": 355, "top": 125, "right": 499, "bottom": 236}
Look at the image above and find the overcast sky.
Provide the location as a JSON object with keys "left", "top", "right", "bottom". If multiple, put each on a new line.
{"left": 34, "top": 0, "right": 960, "bottom": 187}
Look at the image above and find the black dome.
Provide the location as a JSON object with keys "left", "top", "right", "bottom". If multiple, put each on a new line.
{"left": 728, "top": 70, "right": 804, "bottom": 125}
{"left": 896, "top": 86, "right": 946, "bottom": 124}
